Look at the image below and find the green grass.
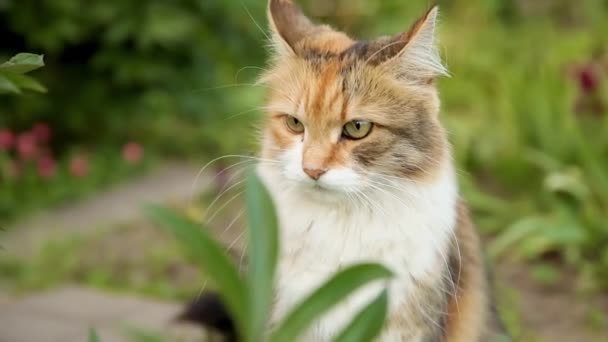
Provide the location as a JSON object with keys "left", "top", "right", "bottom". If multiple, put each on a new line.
{"left": 0, "top": 223, "right": 206, "bottom": 301}
{"left": 437, "top": 6, "right": 608, "bottom": 291}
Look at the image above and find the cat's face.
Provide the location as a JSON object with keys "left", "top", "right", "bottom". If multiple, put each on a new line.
{"left": 260, "top": 1, "right": 449, "bottom": 198}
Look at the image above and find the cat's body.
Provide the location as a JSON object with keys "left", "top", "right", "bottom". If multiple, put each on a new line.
{"left": 182, "top": 1, "right": 505, "bottom": 340}
{"left": 259, "top": 161, "right": 463, "bottom": 341}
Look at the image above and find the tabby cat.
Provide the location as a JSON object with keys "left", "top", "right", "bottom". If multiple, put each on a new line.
{"left": 182, "top": 1, "right": 506, "bottom": 341}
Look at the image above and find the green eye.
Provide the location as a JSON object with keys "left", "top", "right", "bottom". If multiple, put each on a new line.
{"left": 285, "top": 115, "right": 304, "bottom": 134}
{"left": 343, "top": 120, "right": 373, "bottom": 139}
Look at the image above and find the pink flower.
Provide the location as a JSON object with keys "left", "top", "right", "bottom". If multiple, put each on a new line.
{"left": 32, "top": 122, "right": 52, "bottom": 143}
{"left": 16, "top": 132, "right": 38, "bottom": 160}
{"left": 69, "top": 155, "right": 89, "bottom": 178}
{"left": 37, "top": 154, "right": 56, "bottom": 179}
{"left": 0, "top": 128, "right": 15, "bottom": 151}
{"left": 578, "top": 66, "right": 599, "bottom": 93}
{"left": 122, "top": 142, "right": 143, "bottom": 164}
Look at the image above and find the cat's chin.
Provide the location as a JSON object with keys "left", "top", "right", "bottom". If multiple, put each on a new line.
{"left": 294, "top": 180, "right": 356, "bottom": 204}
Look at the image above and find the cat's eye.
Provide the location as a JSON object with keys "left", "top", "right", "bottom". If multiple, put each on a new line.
{"left": 342, "top": 120, "right": 373, "bottom": 140}
{"left": 285, "top": 115, "right": 304, "bottom": 134}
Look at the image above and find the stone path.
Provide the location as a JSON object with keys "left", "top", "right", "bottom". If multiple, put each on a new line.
{"left": 3, "top": 162, "right": 210, "bottom": 258}
{"left": 1, "top": 163, "right": 214, "bottom": 341}
{"left": 0, "top": 287, "right": 204, "bottom": 342}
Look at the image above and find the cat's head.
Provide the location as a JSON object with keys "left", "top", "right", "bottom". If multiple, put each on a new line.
{"left": 260, "top": 0, "right": 450, "bottom": 199}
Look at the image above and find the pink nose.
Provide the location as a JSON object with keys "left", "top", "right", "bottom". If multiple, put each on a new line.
{"left": 303, "top": 167, "right": 327, "bottom": 181}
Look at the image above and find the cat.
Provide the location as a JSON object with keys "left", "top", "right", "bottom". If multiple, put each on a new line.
{"left": 181, "top": 1, "right": 506, "bottom": 341}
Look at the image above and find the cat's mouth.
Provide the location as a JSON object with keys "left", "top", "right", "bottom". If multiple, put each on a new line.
{"left": 300, "top": 179, "right": 350, "bottom": 198}
{"left": 311, "top": 182, "right": 331, "bottom": 191}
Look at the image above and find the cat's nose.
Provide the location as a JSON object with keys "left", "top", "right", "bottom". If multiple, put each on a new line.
{"left": 303, "top": 167, "right": 327, "bottom": 181}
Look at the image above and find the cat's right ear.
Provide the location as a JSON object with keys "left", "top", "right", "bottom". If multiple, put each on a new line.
{"left": 268, "top": 0, "right": 316, "bottom": 56}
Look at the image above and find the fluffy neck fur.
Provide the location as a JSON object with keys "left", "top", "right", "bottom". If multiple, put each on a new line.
{"left": 257, "top": 155, "right": 458, "bottom": 340}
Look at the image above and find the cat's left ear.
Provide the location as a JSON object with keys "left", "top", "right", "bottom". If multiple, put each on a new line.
{"left": 371, "top": 6, "right": 448, "bottom": 81}
{"left": 267, "top": 0, "right": 316, "bottom": 56}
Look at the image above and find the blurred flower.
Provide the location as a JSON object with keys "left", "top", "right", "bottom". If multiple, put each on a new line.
{"left": 577, "top": 65, "right": 599, "bottom": 93}
{"left": 16, "top": 132, "right": 38, "bottom": 160}
{"left": 37, "top": 154, "right": 56, "bottom": 179}
{"left": 571, "top": 60, "right": 606, "bottom": 117}
{"left": 69, "top": 155, "right": 89, "bottom": 177}
{"left": 0, "top": 128, "right": 15, "bottom": 151}
{"left": 32, "top": 122, "right": 52, "bottom": 143}
{"left": 122, "top": 142, "right": 143, "bottom": 164}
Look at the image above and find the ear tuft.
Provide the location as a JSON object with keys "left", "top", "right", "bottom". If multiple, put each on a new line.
{"left": 361, "top": 6, "right": 448, "bottom": 81}
{"left": 267, "top": 0, "right": 315, "bottom": 56}
{"left": 397, "top": 6, "right": 448, "bottom": 79}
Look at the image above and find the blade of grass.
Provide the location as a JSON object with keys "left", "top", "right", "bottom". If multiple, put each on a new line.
{"left": 126, "top": 326, "right": 168, "bottom": 342}
{"left": 144, "top": 205, "right": 249, "bottom": 338}
{"left": 88, "top": 328, "right": 101, "bottom": 342}
{"left": 269, "top": 263, "right": 392, "bottom": 342}
{"left": 245, "top": 170, "right": 279, "bottom": 341}
{"left": 332, "top": 289, "right": 388, "bottom": 342}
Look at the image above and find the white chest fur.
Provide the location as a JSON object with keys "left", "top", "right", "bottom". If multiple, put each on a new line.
{"left": 258, "top": 164, "right": 458, "bottom": 341}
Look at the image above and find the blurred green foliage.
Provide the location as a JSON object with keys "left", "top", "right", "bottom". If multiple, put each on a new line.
{"left": 0, "top": 53, "right": 46, "bottom": 94}
{"left": 1, "top": 0, "right": 267, "bottom": 155}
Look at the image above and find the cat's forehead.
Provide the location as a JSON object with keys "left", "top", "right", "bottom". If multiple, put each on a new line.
{"left": 266, "top": 53, "right": 427, "bottom": 125}
{"left": 300, "top": 38, "right": 401, "bottom": 66}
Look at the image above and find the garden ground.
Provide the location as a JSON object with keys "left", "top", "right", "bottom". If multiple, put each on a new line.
{"left": 1, "top": 163, "right": 606, "bottom": 342}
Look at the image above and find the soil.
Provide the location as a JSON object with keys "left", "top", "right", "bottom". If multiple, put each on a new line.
{"left": 497, "top": 262, "right": 607, "bottom": 341}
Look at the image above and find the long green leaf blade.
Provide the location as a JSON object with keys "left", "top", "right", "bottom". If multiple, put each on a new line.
{"left": 3, "top": 73, "right": 47, "bottom": 93}
{"left": 333, "top": 289, "right": 388, "bottom": 342}
{"left": 270, "top": 263, "right": 392, "bottom": 342}
{"left": 144, "top": 205, "right": 249, "bottom": 338}
{"left": 245, "top": 170, "right": 279, "bottom": 342}
{"left": 0, "top": 75, "right": 20, "bottom": 94}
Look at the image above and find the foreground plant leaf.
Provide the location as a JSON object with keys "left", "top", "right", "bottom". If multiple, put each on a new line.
{"left": 0, "top": 53, "right": 45, "bottom": 74}
{"left": 333, "top": 289, "right": 388, "bottom": 342}
{"left": 245, "top": 170, "right": 279, "bottom": 341}
{"left": 2, "top": 73, "right": 47, "bottom": 93}
{"left": 269, "top": 263, "right": 392, "bottom": 342}
{"left": 144, "top": 205, "right": 249, "bottom": 338}
{"left": 0, "top": 75, "right": 20, "bottom": 94}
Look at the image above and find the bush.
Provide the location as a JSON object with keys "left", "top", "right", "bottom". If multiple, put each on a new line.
{"left": 0, "top": 0, "right": 268, "bottom": 156}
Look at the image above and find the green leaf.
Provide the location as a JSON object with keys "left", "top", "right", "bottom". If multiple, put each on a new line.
{"left": 245, "top": 170, "right": 279, "bottom": 341}
{"left": 88, "top": 328, "right": 101, "bottom": 342}
{"left": 488, "top": 216, "right": 544, "bottom": 258}
{"left": 530, "top": 263, "right": 560, "bottom": 286}
{"left": 270, "top": 264, "right": 393, "bottom": 342}
{"left": 144, "top": 205, "right": 249, "bottom": 338}
{"left": 333, "top": 289, "right": 388, "bottom": 342}
{"left": 2, "top": 73, "right": 47, "bottom": 93}
{"left": 0, "top": 53, "right": 45, "bottom": 74}
{"left": 0, "top": 75, "right": 21, "bottom": 94}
